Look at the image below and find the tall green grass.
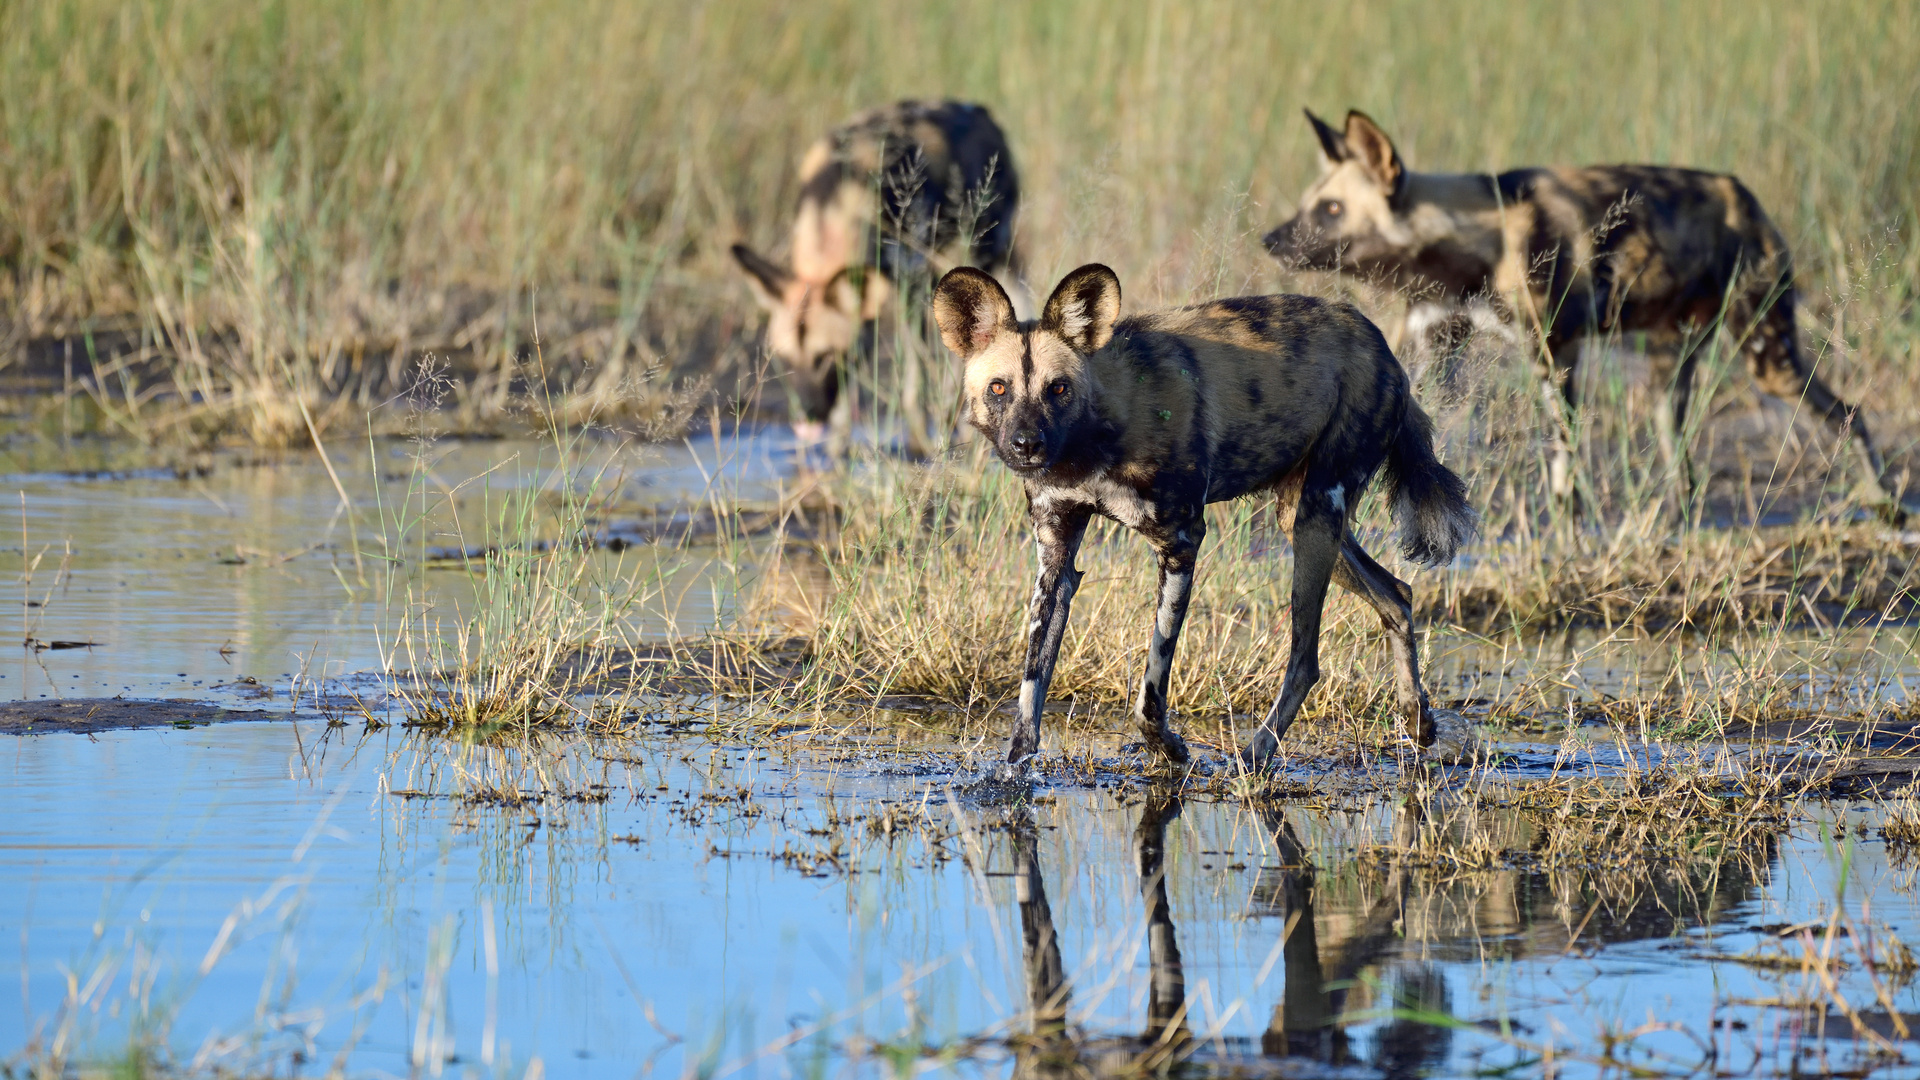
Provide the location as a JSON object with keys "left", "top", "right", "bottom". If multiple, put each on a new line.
{"left": 2, "top": 0, "right": 1915, "bottom": 447}
{"left": 6, "top": 0, "right": 1916, "bottom": 738}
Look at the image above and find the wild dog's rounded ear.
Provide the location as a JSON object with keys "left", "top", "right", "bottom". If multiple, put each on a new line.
{"left": 1342, "top": 111, "right": 1403, "bottom": 194}
{"left": 1305, "top": 109, "right": 1348, "bottom": 168}
{"left": 933, "top": 267, "right": 1016, "bottom": 359}
{"left": 823, "top": 267, "right": 894, "bottom": 322}
{"left": 1041, "top": 264, "right": 1121, "bottom": 355}
{"left": 731, "top": 243, "right": 792, "bottom": 310}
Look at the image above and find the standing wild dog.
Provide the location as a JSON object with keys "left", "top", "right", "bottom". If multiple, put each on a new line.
{"left": 1262, "top": 109, "right": 1901, "bottom": 516}
{"left": 932, "top": 264, "right": 1476, "bottom": 769}
{"left": 731, "top": 100, "right": 1021, "bottom": 441}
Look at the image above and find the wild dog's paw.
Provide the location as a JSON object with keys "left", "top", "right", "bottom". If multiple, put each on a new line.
{"left": 1238, "top": 736, "right": 1281, "bottom": 774}
{"left": 1419, "top": 709, "right": 1479, "bottom": 765}
{"left": 1147, "top": 728, "right": 1191, "bottom": 768}
{"left": 990, "top": 760, "right": 1033, "bottom": 785}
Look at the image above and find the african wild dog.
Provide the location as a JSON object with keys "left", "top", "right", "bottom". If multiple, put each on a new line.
{"left": 1262, "top": 109, "right": 1901, "bottom": 516}
{"left": 731, "top": 100, "right": 1022, "bottom": 441}
{"left": 932, "top": 263, "right": 1476, "bottom": 770}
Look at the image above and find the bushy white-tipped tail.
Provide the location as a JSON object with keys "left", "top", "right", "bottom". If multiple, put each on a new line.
{"left": 1382, "top": 400, "right": 1476, "bottom": 566}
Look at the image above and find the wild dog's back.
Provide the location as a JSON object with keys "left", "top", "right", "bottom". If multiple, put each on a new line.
{"left": 793, "top": 100, "right": 1021, "bottom": 281}
{"left": 1086, "top": 295, "right": 1410, "bottom": 504}
{"left": 1498, "top": 165, "right": 1792, "bottom": 332}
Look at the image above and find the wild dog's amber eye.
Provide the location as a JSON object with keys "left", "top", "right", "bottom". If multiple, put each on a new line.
{"left": 1322, "top": 200, "right": 1343, "bottom": 217}
{"left": 989, "top": 380, "right": 1008, "bottom": 396}
{"left": 1049, "top": 381, "right": 1069, "bottom": 397}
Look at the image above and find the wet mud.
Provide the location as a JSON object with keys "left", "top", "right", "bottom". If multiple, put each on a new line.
{"left": 0, "top": 697, "right": 271, "bottom": 735}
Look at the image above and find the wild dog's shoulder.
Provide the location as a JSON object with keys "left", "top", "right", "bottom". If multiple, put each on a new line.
{"left": 805, "top": 100, "right": 1000, "bottom": 182}
{"left": 797, "top": 100, "right": 942, "bottom": 193}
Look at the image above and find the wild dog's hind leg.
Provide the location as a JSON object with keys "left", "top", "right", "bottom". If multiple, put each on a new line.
{"left": 1331, "top": 531, "right": 1434, "bottom": 747}
{"left": 1244, "top": 491, "right": 1341, "bottom": 768}
{"left": 1008, "top": 501, "right": 1094, "bottom": 767}
{"left": 1130, "top": 519, "right": 1201, "bottom": 766}
{"left": 1737, "top": 282, "right": 1898, "bottom": 513}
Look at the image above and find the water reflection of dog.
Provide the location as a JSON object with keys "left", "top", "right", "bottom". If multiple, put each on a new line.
{"left": 1005, "top": 794, "right": 1776, "bottom": 1076}
{"left": 1247, "top": 796, "right": 1777, "bottom": 1069}
{"left": 1256, "top": 800, "right": 1453, "bottom": 1072}
{"left": 1005, "top": 797, "right": 1189, "bottom": 1078}
{"left": 1007, "top": 795, "right": 1445, "bottom": 1076}
{"left": 1013, "top": 787, "right": 1774, "bottom": 1068}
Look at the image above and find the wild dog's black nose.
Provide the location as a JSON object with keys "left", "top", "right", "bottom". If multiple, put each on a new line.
{"left": 1261, "top": 222, "right": 1292, "bottom": 254}
{"left": 1008, "top": 430, "right": 1044, "bottom": 461}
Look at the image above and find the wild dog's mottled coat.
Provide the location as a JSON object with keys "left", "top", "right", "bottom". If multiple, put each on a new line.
{"left": 731, "top": 100, "right": 1021, "bottom": 424}
{"left": 934, "top": 264, "right": 1475, "bottom": 769}
{"left": 1263, "top": 109, "right": 1899, "bottom": 514}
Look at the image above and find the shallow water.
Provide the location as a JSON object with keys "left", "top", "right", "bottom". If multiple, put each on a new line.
{"left": 7, "top": 423, "right": 1916, "bottom": 721}
{"left": 8, "top": 422, "right": 1920, "bottom": 1078}
{"left": 7, "top": 718, "right": 1920, "bottom": 1078}
{"left": 2, "top": 427, "right": 805, "bottom": 706}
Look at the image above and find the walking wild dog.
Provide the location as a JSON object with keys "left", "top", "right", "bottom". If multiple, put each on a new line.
{"left": 731, "top": 100, "right": 1021, "bottom": 440}
{"left": 1262, "top": 109, "right": 1901, "bottom": 517}
{"left": 932, "top": 263, "right": 1476, "bottom": 769}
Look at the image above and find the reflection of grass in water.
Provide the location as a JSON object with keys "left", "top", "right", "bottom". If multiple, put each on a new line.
{"left": 18, "top": 717, "right": 1920, "bottom": 1080}
{"left": 372, "top": 729, "right": 1919, "bottom": 1075}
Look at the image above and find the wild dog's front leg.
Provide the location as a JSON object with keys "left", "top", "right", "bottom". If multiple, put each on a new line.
{"left": 1649, "top": 340, "right": 1702, "bottom": 518}
{"left": 1529, "top": 332, "right": 1582, "bottom": 512}
{"left": 1131, "top": 523, "right": 1202, "bottom": 766}
{"left": 1244, "top": 499, "right": 1340, "bottom": 768}
{"left": 1007, "top": 502, "right": 1093, "bottom": 767}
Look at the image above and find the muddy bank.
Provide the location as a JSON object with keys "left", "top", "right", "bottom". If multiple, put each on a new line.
{"left": 0, "top": 698, "right": 272, "bottom": 735}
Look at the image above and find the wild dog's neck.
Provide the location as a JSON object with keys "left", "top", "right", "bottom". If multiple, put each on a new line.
{"left": 1366, "top": 171, "right": 1505, "bottom": 299}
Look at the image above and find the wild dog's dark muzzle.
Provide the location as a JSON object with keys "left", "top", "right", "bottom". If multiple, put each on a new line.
{"left": 1261, "top": 218, "right": 1301, "bottom": 257}
{"left": 787, "top": 363, "right": 839, "bottom": 423}
{"left": 1001, "top": 427, "right": 1050, "bottom": 471}
{"left": 1262, "top": 216, "right": 1344, "bottom": 272}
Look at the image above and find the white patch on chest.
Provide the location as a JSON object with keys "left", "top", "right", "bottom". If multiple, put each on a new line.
{"left": 1328, "top": 483, "right": 1346, "bottom": 512}
{"left": 1081, "top": 474, "right": 1156, "bottom": 531}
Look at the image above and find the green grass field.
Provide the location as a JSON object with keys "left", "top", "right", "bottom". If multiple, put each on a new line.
{"left": 5, "top": 0, "right": 1919, "bottom": 743}
{"left": 4, "top": 0, "right": 1915, "bottom": 441}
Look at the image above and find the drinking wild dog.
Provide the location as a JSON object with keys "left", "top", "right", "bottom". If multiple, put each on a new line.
{"left": 731, "top": 100, "right": 1021, "bottom": 442}
{"left": 932, "top": 263, "right": 1475, "bottom": 769}
{"left": 1262, "top": 109, "right": 1902, "bottom": 517}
